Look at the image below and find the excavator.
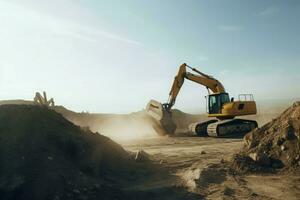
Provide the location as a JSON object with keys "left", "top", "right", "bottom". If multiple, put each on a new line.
{"left": 34, "top": 91, "right": 55, "bottom": 107}
{"left": 146, "top": 63, "right": 258, "bottom": 137}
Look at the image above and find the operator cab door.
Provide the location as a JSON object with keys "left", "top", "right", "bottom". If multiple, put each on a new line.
{"left": 208, "top": 93, "right": 230, "bottom": 114}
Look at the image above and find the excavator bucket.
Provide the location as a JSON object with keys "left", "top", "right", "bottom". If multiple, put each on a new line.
{"left": 146, "top": 100, "right": 177, "bottom": 135}
{"left": 146, "top": 100, "right": 164, "bottom": 120}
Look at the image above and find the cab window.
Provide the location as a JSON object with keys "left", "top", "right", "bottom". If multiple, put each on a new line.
{"left": 220, "top": 93, "right": 230, "bottom": 104}
{"left": 208, "top": 93, "right": 230, "bottom": 114}
{"left": 209, "top": 95, "right": 220, "bottom": 114}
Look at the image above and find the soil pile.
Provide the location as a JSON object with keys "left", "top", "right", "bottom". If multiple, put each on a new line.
{"left": 0, "top": 105, "right": 199, "bottom": 200}
{"left": 233, "top": 102, "right": 300, "bottom": 172}
{"left": 0, "top": 105, "right": 134, "bottom": 200}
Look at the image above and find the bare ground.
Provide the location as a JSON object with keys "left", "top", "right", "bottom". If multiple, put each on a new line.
{"left": 120, "top": 137, "right": 300, "bottom": 200}
{"left": 1, "top": 100, "right": 298, "bottom": 199}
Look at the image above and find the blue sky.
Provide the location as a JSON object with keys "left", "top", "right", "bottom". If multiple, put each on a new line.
{"left": 0, "top": 0, "right": 299, "bottom": 113}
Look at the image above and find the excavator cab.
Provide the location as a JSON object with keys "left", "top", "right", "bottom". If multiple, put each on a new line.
{"left": 207, "top": 93, "right": 230, "bottom": 114}
{"left": 207, "top": 92, "right": 257, "bottom": 120}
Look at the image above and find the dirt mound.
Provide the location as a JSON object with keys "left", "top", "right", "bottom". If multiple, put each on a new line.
{"left": 233, "top": 102, "right": 300, "bottom": 173}
{"left": 0, "top": 105, "right": 137, "bottom": 200}
{"left": 0, "top": 100, "right": 34, "bottom": 106}
{"left": 0, "top": 105, "right": 200, "bottom": 200}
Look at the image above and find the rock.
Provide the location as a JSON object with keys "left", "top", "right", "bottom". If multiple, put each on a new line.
{"left": 244, "top": 133, "right": 253, "bottom": 147}
{"left": 135, "top": 150, "right": 149, "bottom": 162}
{"left": 250, "top": 192, "right": 258, "bottom": 197}
{"left": 296, "top": 131, "right": 300, "bottom": 140}
{"left": 249, "top": 152, "right": 270, "bottom": 167}
{"left": 258, "top": 155, "right": 271, "bottom": 167}
{"left": 293, "top": 101, "right": 300, "bottom": 107}
{"left": 243, "top": 132, "right": 258, "bottom": 149}
{"left": 235, "top": 102, "right": 300, "bottom": 171}
{"left": 276, "top": 137, "right": 285, "bottom": 146}
{"left": 248, "top": 153, "right": 258, "bottom": 161}
{"left": 271, "top": 126, "right": 278, "bottom": 132}
{"left": 271, "top": 160, "right": 284, "bottom": 169}
{"left": 283, "top": 127, "right": 295, "bottom": 140}
{"left": 223, "top": 187, "right": 234, "bottom": 196}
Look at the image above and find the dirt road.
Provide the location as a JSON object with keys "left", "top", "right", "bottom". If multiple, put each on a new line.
{"left": 120, "top": 137, "right": 300, "bottom": 200}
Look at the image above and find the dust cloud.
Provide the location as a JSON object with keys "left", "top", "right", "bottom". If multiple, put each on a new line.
{"left": 55, "top": 105, "right": 286, "bottom": 141}
{"left": 91, "top": 116, "right": 159, "bottom": 141}
{"left": 55, "top": 108, "right": 161, "bottom": 142}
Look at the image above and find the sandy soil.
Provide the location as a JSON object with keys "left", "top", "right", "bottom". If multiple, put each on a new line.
{"left": 1, "top": 100, "right": 298, "bottom": 199}
{"left": 120, "top": 137, "right": 300, "bottom": 200}
{"left": 46, "top": 103, "right": 300, "bottom": 199}
{"left": 0, "top": 105, "right": 199, "bottom": 200}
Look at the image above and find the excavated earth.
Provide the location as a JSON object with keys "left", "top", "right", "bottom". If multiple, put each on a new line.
{"left": 233, "top": 102, "right": 300, "bottom": 173}
{"left": 122, "top": 137, "right": 299, "bottom": 200}
{"left": 120, "top": 103, "right": 300, "bottom": 200}
{"left": 0, "top": 101, "right": 299, "bottom": 199}
{"left": 0, "top": 105, "right": 198, "bottom": 200}
{"left": 122, "top": 138, "right": 299, "bottom": 199}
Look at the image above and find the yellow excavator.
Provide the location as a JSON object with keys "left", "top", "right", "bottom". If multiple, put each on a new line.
{"left": 146, "top": 63, "right": 258, "bottom": 137}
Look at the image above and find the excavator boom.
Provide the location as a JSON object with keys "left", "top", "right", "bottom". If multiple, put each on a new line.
{"left": 165, "top": 63, "right": 225, "bottom": 110}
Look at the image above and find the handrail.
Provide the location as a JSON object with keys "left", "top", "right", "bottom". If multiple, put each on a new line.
{"left": 238, "top": 94, "right": 254, "bottom": 101}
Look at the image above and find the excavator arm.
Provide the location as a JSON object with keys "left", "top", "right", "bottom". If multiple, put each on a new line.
{"left": 165, "top": 63, "right": 225, "bottom": 111}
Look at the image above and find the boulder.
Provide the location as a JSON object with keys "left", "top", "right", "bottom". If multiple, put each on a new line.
{"left": 248, "top": 152, "right": 270, "bottom": 167}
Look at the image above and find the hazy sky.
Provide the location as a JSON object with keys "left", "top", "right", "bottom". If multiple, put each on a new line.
{"left": 0, "top": 0, "right": 299, "bottom": 113}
